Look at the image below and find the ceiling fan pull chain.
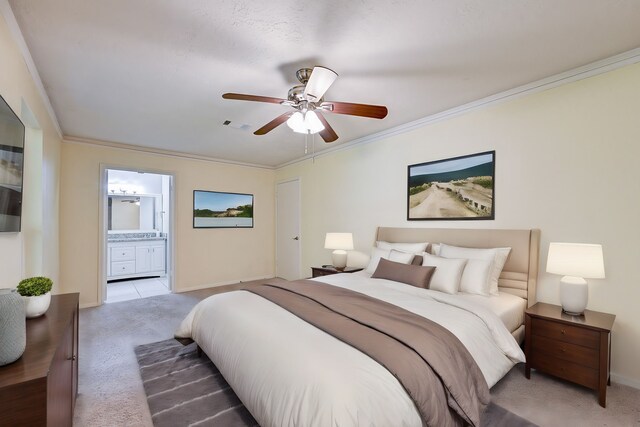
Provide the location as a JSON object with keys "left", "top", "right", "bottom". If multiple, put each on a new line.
{"left": 312, "top": 132, "right": 316, "bottom": 163}
{"left": 304, "top": 132, "right": 309, "bottom": 155}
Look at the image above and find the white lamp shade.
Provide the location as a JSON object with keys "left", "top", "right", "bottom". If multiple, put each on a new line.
{"left": 324, "top": 232, "right": 354, "bottom": 250}
{"left": 286, "top": 111, "right": 304, "bottom": 131}
{"left": 286, "top": 111, "right": 325, "bottom": 134}
{"left": 546, "top": 242, "right": 605, "bottom": 279}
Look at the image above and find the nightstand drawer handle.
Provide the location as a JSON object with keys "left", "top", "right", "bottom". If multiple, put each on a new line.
{"left": 561, "top": 329, "right": 566, "bottom": 334}
{"left": 561, "top": 348, "right": 566, "bottom": 353}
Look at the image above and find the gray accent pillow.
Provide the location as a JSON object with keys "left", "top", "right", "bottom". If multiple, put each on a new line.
{"left": 372, "top": 258, "right": 436, "bottom": 289}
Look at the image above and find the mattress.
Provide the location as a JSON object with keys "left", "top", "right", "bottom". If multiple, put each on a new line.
{"left": 456, "top": 292, "right": 526, "bottom": 333}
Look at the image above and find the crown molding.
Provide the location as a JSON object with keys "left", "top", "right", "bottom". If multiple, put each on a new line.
{"left": 63, "top": 135, "right": 275, "bottom": 170}
{"left": 0, "top": 1, "right": 63, "bottom": 137}
{"left": 276, "top": 47, "right": 640, "bottom": 169}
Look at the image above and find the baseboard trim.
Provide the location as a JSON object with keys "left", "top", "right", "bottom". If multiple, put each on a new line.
{"left": 611, "top": 373, "right": 640, "bottom": 390}
{"left": 174, "top": 275, "right": 275, "bottom": 293}
{"left": 80, "top": 301, "right": 100, "bottom": 309}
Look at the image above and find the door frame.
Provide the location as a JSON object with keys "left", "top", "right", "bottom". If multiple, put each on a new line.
{"left": 275, "top": 177, "right": 302, "bottom": 280}
{"left": 98, "top": 164, "right": 176, "bottom": 305}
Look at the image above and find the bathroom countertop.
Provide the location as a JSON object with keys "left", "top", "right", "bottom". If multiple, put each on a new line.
{"left": 108, "top": 237, "right": 166, "bottom": 243}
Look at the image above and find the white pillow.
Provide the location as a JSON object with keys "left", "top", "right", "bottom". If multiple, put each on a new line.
{"left": 377, "top": 241, "right": 429, "bottom": 254}
{"left": 365, "top": 248, "right": 414, "bottom": 274}
{"left": 421, "top": 253, "right": 467, "bottom": 294}
{"left": 458, "top": 259, "right": 494, "bottom": 295}
{"left": 439, "top": 244, "right": 511, "bottom": 295}
{"left": 365, "top": 247, "right": 390, "bottom": 274}
{"left": 389, "top": 249, "right": 415, "bottom": 264}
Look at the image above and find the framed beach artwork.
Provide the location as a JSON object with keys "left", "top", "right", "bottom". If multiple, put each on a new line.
{"left": 407, "top": 151, "right": 495, "bottom": 221}
{"left": 193, "top": 190, "right": 254, "bottom": 228}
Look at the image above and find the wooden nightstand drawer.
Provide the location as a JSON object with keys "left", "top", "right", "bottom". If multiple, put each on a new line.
{"left": 530, "top": 352, "right": 598, "bottom": 389}
{"left": 532, "top": 317, "right": 599, "bottom": 348}
{"left": 532, "top": 335, "right": 598, "bottom": 369}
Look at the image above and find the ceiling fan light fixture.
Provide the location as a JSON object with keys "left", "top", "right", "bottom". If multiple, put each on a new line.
{"left": 287, "top": 111, "right": 325, "bottom": 134}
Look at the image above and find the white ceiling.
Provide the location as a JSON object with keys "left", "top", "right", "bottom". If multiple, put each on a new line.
{"left": 9, "top": 0, "right": 640, "bottom": 167}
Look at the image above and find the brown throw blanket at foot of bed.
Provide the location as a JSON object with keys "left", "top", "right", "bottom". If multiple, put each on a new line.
{"left": 248, "top": 280, "right": 491, "bottom": 427}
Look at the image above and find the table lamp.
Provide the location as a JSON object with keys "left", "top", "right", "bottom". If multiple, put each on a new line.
{"left": 546, "top": 242, "right": 605, "bottom": 315}
{"left": 324, "top": 233, "right": 353, "bottom": 271}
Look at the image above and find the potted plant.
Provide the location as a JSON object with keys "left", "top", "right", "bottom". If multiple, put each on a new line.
{"left": 17, "top": 276, "right": 53, "bottom": 318}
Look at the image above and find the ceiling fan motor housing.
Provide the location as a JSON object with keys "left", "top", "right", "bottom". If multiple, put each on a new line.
{"left": 287, "top": 85, "right": 307, "bottom": 103}
{"left": 295, "top": 68, "right": 313, "bottom": 84}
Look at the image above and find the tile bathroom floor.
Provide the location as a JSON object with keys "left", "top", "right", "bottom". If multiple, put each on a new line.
{"left": 106, "top": 277, "right": 170, "bottom": 303}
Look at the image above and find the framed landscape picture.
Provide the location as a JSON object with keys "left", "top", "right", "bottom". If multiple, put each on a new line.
{"left": 193, "top": 190, "right": 254, "bottom": 228}
{"left": 407, "top": 151, "right": 495, "bottom": 221}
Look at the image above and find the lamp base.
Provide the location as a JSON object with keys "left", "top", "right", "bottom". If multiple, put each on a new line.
{"left": 559, "top": 276, "right": 588, "bottom": 316}
{"left": 331, "top": 250, "right": 348, "bottom": 271}
{"left": 561, "top": 308, "right": 586, "bottom": 316}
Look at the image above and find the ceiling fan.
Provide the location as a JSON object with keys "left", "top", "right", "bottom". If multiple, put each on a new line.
{"left": 222, "top": 66, "right": 388, "bottom": 143}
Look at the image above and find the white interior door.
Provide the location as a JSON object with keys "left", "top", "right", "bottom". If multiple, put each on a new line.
{"left": 276, "top": 179, "right": 301, "bottom": 280}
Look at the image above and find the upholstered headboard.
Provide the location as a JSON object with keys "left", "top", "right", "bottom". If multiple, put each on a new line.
{"left": 375, "top": 227, "right": 540, "bottom": 307}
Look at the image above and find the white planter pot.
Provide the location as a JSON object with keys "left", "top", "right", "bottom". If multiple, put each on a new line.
{"left": 23, "top": 292, "right": 51, "bottom": 318}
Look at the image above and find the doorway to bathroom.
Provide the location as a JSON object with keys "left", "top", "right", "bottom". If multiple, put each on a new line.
{"left": 100, "top": 167, "right": 174, "bottom": 304}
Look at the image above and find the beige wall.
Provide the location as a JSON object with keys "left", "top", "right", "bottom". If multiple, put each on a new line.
{"left": 59, "top": 142, "right": 275, "bottom": 307}
{"left": 0, "top": 11, "right": 61, "bottom": 289}
{"left": 276, "top": 63, "right": 640, "bottom": 386}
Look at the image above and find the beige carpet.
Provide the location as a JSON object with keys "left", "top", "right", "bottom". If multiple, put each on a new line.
{"left": 74, "top": 279, "right": 640, "bottom": 426}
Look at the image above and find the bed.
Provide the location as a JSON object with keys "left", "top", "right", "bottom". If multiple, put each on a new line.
{"left": 176, "top": 227, "right": 540, "bottom": 427}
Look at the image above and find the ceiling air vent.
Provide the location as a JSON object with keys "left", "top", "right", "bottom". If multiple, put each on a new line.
{"left": 222, "top": 120, "right": 251, "bottom": 131}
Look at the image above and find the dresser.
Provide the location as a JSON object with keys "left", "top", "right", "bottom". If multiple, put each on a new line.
{"left": 0, "top": 293, "right": 79, "bottom": 426}
{"left": 525, "top": 302, "right": 615, "bottom": 407}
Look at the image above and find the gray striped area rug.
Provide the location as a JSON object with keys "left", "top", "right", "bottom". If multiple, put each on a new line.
{"left": 135, "top": 339, "right": 537, "bottom": 427}
{"left": 134, "top": 339, "right": 258, "bottom": 427}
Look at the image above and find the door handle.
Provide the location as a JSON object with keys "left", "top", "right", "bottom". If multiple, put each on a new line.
{"left": 293, "top": 236, "right": 299, "bottom": 240}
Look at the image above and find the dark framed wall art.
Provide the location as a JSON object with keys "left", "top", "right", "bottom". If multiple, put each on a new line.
{"left": 193, "top": 190, "right": 254, "bottom": 228}
{"left": 407, "top": 150, "right": 495, "bottom": 221}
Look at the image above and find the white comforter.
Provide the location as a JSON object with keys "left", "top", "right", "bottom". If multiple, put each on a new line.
{"left": 176, "top": 273, "right": 525, "bottom": 427}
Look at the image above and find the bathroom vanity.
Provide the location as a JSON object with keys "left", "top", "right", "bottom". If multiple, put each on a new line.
{"left": 107, "top": 233, "right": 166, "bottom": 280}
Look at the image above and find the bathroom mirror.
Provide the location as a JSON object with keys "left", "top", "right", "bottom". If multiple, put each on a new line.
{"left": 108, "top": 194, "right": 161, "bottom": 231}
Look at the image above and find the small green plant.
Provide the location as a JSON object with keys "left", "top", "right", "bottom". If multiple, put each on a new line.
{"left": 17, "top": 276, "right": 53, "bottom": 297}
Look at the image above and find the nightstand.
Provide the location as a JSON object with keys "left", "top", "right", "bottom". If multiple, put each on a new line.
{"left": 311, "top": 266, "right": 363, "bottom": 278}
{"left": 525, "top": 302, "right": 615, "bottom": 407}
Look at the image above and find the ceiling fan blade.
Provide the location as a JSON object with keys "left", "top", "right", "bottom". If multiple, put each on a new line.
{"left": 303, "top": 66, "right": 338, "bottom": 102}
{"left": 322, "top": 101, "right": 388, "bottom": 119}
{"left": 222, "top": 93, "right": 287, "bottom": 104}
{"left": 254, "top": 111, "right": 294, "bottom": 135}
{"left": 315, "top": 111, "right": 338, "bottom": 143}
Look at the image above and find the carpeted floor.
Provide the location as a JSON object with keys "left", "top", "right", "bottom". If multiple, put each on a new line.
{"left": 74, "top": 279, "right": 640, "bottom": 426}
{"left": 135, "top": 339, "right": 535, "bottom": 427}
